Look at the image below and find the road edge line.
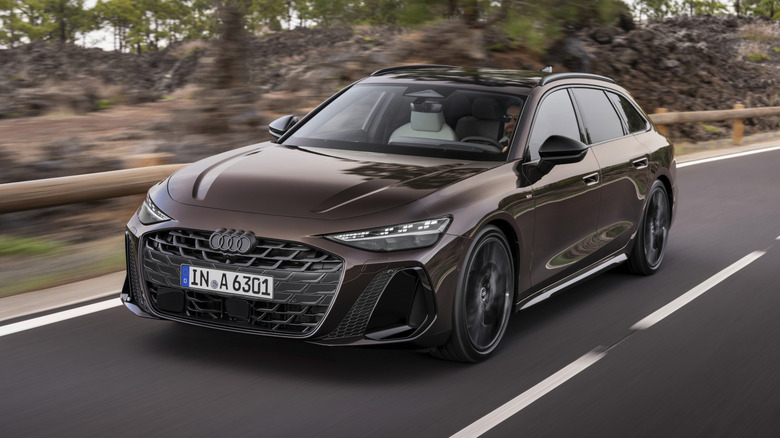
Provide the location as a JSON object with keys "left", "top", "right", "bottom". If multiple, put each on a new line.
{"left": 631, "top": 251, "right": 766, "bottom": 331}
{"left": 450, "top": 349, "right": 606, "bottom": 438}
{"left": 678, "top": 145, "right": 780, "bottom": 168}
{"left": 0, "top": 298, "right": 122, "bottom": 338}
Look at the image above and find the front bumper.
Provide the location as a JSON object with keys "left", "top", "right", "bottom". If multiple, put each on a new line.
{"left": 123, "top": 224, "right": 464, "bottom": 348}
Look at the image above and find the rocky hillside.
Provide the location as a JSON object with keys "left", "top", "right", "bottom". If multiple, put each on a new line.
{"left": 579, "top": 14, "right": 780, "bottom": 140}
{"left": 2, "top": 15, "right": 780, "bottom": 177}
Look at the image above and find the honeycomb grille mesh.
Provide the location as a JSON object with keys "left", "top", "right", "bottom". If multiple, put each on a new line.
{"left": 140, "top": 229, "right": 344, "bottom": 336}
{"left": 322, "top": 269, "right": 397, "bottom": 340}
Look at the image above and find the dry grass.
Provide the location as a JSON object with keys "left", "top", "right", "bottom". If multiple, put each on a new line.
{"left": 739, "top": 22, "right": 779, "bottom": 62}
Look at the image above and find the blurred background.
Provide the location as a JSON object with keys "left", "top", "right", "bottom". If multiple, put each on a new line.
{"left": 2, "top": 0, "right": 780, "bottom": 297}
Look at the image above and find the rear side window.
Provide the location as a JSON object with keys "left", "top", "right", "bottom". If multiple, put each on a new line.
{"left": 572, "top": 88, "right": 624, "bottom": 144}
{"left": 607, "top": 92, "right": 648, "bottom": 134}
{"left": 527, "top": 89, "right": 581, "bottom": 161}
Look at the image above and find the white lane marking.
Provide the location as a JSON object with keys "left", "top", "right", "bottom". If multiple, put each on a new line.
{"left": 450, "top": 350, "right": 606, "bottom": 438}
{"left": 678, "top": 145, "right": 780, "bottom": 168}
{"left": 632, "top": 251, "right": 766, "bottom": 331}
{"left": 0, "top": 299, "right": 122, "bottom": 338}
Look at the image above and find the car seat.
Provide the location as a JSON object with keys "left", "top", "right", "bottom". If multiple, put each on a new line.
{"left": 455, "top": 97, "right": 503, "bottom": 141}
{"left": 389, "top": 101, "right": 457, "bottom": 143}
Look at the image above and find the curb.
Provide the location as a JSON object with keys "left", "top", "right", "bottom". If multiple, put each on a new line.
{"left": 0, "top": 271, "right": 124, "bottom": 323}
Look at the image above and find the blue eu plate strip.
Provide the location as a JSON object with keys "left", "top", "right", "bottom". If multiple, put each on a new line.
{"left": 180, "top": 265, "right": 190, "bottom": 287}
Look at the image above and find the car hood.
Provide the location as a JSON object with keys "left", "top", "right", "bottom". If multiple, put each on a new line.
{"left": 167, "top": 143, "right": 498, "bottom": 219}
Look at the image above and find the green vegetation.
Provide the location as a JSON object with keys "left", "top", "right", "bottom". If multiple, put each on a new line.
{"left": 1, "top": 1, "right": 780, "bottom": 57}
{"left": 746, "top": 52, "right": 770, "bottom": 61}
{"left": 742, "top": 33, "right": 776, "bottom": 41}
{"left": 632, "top": 0, "right": 780, "bottom": 18}
{"left": 632, "top": 0, "right": 726, "bottom": 18}
{"left": 94, "top": 98, "right": 113, "bottom": 110}
{"left": 0, "top": 0, "right": 627, "bottom": 55}
{"left": 0, "top": 236, "right": 64, "bottom": 257}
{"left": 699, "top": 123, "right": 722, "bottom": 133}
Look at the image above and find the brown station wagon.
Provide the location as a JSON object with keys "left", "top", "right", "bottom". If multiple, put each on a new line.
{"left": 122, "top": 66, "right": 677, "bottom": 362}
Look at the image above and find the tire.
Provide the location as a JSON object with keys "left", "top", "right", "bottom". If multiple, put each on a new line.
{"left": 627, "top": 180, "right": 671, "bottom": 275}
{"left": 433, "top": 226, "right": 514, "bottom": 362}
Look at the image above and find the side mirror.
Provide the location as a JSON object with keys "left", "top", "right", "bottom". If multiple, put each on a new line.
{"left": 538, "top": 135, "right": 588, "bottom": 165}
{"left": 269, "top": 115, "right": 299, "bottom": 141}
{"left": 517, "top": 135, "right": 588, "bottom": 187}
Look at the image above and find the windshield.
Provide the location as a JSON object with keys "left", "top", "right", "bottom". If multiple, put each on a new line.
{"left": 284, "top": 84, "right": 526, "bottom": 162}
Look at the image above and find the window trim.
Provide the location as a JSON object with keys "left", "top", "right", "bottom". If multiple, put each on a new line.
{"left": 569, "top": 86, "right": 650, "bottom": 146}
{"left": 523, "top": 86, "right": 585, "bottom": 162}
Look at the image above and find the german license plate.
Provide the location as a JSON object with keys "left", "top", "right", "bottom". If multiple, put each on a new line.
{"left": 180, "top": 265, "right": 273, "bottom": 299}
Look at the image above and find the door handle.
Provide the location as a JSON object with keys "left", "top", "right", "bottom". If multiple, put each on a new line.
{"left": 582, "top": 173, "right": 599, "bottom": 186}
{"left": 632, "top": 157, "right": 649, "bottom": 169}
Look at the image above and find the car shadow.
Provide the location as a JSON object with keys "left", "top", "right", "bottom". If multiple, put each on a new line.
{"left": 141, "top": 268, "right": 639, "bottom": 384}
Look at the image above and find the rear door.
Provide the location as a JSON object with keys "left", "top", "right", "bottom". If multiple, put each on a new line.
{"left": 570, "top": 88, "right": 654, "bottom": 258}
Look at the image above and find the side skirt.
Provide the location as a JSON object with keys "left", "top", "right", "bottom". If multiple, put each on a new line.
{"left": 516, "top": 253, "right": 628, "bottom": 311}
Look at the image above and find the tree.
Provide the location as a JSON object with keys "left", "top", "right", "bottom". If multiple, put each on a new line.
{"left": 44, "top": 0, "right": 92, "bottom": 43}
{"left": 0, "top": 0, "right": 17, "bottom": 45}
{"left": 353, "top": 0, "right": 402, "bottom": 25}
{"left": 0, "top": 0, "right": 94, "bottom": 45}
{"left": 633, "top": 0, "right": 681, "bottom": 18}
{"left": 498, "top": 0, "right": 627, "bottom": 54}
{"left": 93, "top": 0, "right": 141, "bottom": 51}
{"left": 684, "top": 0, "right": 729, "bottom": 14}
{"left": 2, "top": 0, "right": 56, "bottom": 43}
{"left": 246, "top": 0, "right": 285, "bottom": 32}
{"left": 180, "top": 0, "right": 218, "bottom": 40}
{"left": 742, "top": 0, "right": 780, "bottom": 17}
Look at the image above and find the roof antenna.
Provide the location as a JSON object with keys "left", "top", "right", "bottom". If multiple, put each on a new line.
{"left": 541, "top": 66, "right": 553, "bottom": 73}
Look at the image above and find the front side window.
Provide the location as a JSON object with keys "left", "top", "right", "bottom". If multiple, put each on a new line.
{"left": 285, "top": 84, "right": 525, "bottom": 162}
{"left": 527, "top": 89, "right": 581, "bottom": 161}
{"left": 571, "top": 88, "right": 624, "bottom": 144}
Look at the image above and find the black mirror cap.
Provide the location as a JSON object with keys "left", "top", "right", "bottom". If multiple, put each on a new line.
{"left": 269, "top": 115, "right": 299, "bottom": 141}
{"left": 538, "top": 135, "right": 588, "bottom": 165}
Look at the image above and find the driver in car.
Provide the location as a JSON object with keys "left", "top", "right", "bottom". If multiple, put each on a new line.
{"left": 500, "top": 105, "right": 522, "bottom": 150}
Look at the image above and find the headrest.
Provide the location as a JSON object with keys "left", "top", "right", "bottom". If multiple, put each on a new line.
{"left": 411, "top": 111, "right": 446, "bottom": 132}
{"left": 471, "top": 97, "right": 502, "bottom": 120}
{"left": 411, "top": 101, "right": 443, "bottom": 113}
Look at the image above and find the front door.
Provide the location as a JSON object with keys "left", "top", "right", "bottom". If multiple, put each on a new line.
{"left": 523, "top": 88, "right": 602, "bottom": 287}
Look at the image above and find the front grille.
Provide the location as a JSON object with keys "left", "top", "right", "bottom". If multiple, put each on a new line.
{"left": 140, "top": 229, "right": 344, "bottom": 336}
{"left": 145, "top": 229, "right": 342, "bottom": 273}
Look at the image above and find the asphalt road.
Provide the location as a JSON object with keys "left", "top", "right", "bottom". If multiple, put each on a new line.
{"left": 1, "top": 149, "right": 779, "bottom": 437}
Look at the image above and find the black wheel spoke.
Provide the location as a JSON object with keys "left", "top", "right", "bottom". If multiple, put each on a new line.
{"left": 643, "top": 186, "right": 669, "bottom": 267}
{"left": 463, "top": 238, "right": 512, "bottom": 352}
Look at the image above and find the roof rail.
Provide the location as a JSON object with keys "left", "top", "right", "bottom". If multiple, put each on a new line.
{"left": 371, "top": 65, "right": 459, "bottom": 76}
{"left": 538, "top": 72, "right": 615, "bottom": 86}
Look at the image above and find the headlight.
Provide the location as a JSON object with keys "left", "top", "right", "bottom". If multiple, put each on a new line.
{"left": 138, "top": 194, "right": 172, "bottom": 225}
{"left": 325, "top": 217, "right": 451, "bottom": 252}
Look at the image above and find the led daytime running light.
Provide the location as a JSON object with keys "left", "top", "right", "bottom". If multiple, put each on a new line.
{"left": 326, "top": 217, "right": 450, "bottom": 252}
{"left": 138, "top": 195, "right": 171, "bottom": 225}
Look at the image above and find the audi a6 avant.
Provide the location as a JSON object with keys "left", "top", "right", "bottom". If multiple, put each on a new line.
{"left": 122, "top": 66, "right": 676, "bottom": 362}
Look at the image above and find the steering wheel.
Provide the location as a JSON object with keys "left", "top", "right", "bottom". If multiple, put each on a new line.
{"left": 460, "top": 136, "right": 504, "bottom": 152}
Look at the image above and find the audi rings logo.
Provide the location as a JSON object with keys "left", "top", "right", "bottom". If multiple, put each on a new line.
{"left": 209, "top": 229, "right": 258, "bottom": 254}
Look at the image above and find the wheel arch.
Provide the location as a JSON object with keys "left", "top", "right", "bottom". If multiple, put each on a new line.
{"left": 655, "top": 173, "right": 675, "bottom": 224}
{"left": 484, "top": 217, "right": 523, "bottom": 303}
